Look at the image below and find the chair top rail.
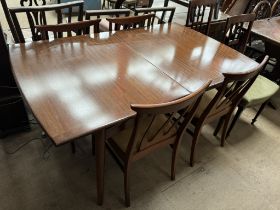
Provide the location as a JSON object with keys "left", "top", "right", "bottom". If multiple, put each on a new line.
{"left": 85, "top": 9, "right": 131, "bottom": 17}
{"left": 134, "top": 6, "right": 176, "bottom": 13}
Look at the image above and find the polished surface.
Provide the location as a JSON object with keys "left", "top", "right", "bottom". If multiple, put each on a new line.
{"left": 114, "top": 24, "right": 258, "bottom": 92}
{"left": 251, "top": 16, "right": 280, "bottom": 46}
{"left": 10, "top": 32, "right": 189, "bottom": 145}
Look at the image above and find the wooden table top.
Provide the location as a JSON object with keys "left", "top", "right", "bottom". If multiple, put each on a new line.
{"left": 10, "top": 23, "right": 258, "bottom": 145}
{"left": 251, "top": 16, "right": 280, "bottom": 47}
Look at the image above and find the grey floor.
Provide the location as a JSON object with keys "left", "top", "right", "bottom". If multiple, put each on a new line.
{"left": 1, "top": 1, "right": 280, "bottom": 210}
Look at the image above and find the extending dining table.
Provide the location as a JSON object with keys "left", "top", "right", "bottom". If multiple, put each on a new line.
{"left": 9, "top": 23, "right": 258, "bottom": 205}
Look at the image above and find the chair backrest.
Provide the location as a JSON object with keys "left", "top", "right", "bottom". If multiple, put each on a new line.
{"left": 125, "top": 81, "right": 211, "bottom": 157}
{"left": 35, "top": 19, "right": 101, "bottom": 40}
{"left": 134, "top": 7, "right": 176, "bottom": 24}
{"left": 222, "top": 13, "right": 256, "bottom": 54}
{"left": 252, "top": 0, "right": 272, "bottom": 19}
{"left": 199, "top": 56, "right": 269, "bottom": 123}
{"left": 85, "top": 9, "right": 131, "bottom": 20}
{"left": 185, "top": 0, "right": 217, "bottom": 36}
{"left": 8, "top": 0, "right": 84, "bottom": 43}
{"left": 20, "top": 0, "right": 46, "bottom": 6}
{"left": 106, "top": 13, "right": 155, "bottom": 31}
{"left": 271, "top": 0, "right": 280, "bottom": 16}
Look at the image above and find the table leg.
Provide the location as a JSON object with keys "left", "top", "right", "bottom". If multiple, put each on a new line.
{"left": 95, "top": 129, "right": 105, "bottom": 205}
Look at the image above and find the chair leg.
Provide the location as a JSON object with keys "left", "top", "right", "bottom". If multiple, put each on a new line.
{"left": 124, "top": 164, "right": 131, "bottom": 207}
{"left": 92, "top": 134, "right": 95, "bottom": 156}
{"left": 213, "top": 117, "right": 224, "bottom": 137}
{"left": 251, "top": 101, "right": 268, "bottom": 125}
{"left": 71, "top": 141, "right": 76, "bottom": 154}
{"left": 226, "top": 106, "right": 244, "bottom": 138}
{"left": 171, "top": 143, "right": 179, "bottom": 180}
{"left": 190, "top": 125, "right": 202, "bottom": 167}
{"left": 221, "top": 113, "right": 232, "bottom": 147}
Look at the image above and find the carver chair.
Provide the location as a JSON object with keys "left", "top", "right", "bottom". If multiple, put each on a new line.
{"left": 188, "top": 56, "right": 269, "bottom": 166}
{"left": 106, "top": 81, "right": 211, "bottom": 206}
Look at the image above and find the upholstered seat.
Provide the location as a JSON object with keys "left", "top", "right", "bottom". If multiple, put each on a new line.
{"left": 241, "top": 75, "right": 279, "bottom": 107}
{"left": 111, "top": 115, "right": 177, "bottom": 153}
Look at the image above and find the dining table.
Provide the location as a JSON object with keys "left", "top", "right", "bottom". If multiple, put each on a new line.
{"left": 9, "top": 23, "right": 258, "bottom": 205}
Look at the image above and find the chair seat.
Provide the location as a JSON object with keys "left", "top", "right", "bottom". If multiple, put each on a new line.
{"left": 241, "top": 75, "right": 279, "bottom": 107}
{"left": 195, "top": 89, "right": 218, "bottom": 118}
{"left": 110, "top": 115, "right": 177, "bottom": 153}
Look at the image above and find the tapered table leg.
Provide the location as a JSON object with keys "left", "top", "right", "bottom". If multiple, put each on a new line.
{"left": 95, "top": 129, "right": 105, "bottom": 205}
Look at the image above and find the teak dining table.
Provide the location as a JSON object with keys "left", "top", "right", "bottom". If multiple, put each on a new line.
{"left": 9, "top": 23, "right": 258, "bottom": 205}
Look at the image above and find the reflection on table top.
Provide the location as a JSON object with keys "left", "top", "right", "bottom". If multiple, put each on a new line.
{"left": 10, "top": 23, "right": 258, "bottom": 145}
{"left": 251, "top": 16, "right": 280, "bottom": 46}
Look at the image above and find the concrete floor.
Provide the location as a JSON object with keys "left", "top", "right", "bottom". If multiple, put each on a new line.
{"left": 1, "top": 0, "right": 280, "bottom": 209}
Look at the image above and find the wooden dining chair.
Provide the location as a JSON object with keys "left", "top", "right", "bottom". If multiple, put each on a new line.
{"left": 85, "top": 9, "right": 131, "bottom": 32}
{"left": 7, "top": 0, "right": 84, "bottom": 43}
{"left": 134, "top": 7, "right": 176, "bottom": 24}
{"left": 35, "top": 19, "right": 101, "bottom": 40}
{"left": 185, "top": 0, "right": 217, "bottom": 35}
{"left": 106, "top": 13, "right": 155, "bottom": 31}
{"left": 252, "top": 0, "right": 272, "bottom": 19}
{"left": 187, "top": 56, "right": 269, "bottom": 167}
{"left": 105, "top": 81, "right": 211, "bottom": 206}
{"left": 271, "top": 0, "right": 280, "bottom": 16}
{"left": 222, "top": 13, "right": 256, "bottom": 54}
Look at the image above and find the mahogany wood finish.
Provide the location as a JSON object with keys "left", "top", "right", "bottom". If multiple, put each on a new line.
{"left": 8, "top": 0, "right": 84, "bottom": 43}
{"left": 106, "top": 13, "right": 155, "bottom": 30}
{"left": 185, "top": 0, "right": 216, "bottom": 35}
{"left": 190, "top": 56, "right": 269, "bottom": 166}
{"left": 10, "top": 23, "right": 258, "bottom": 205}
{"left": 107, "top": 81, "right": 211, "bottom": 206}
{"left": 134, "top": 7, "right": 176, "bottom": 24}
{"left": 222, "top": 13, "right": 256, "bottom": 53}
{"left": 252, "top": 0, "right": 272, "bottom": 19}
{"left": 251, "top": 16, "right": 280, "bottom": 46}
{"left": 35, "top": 19, "right": 101, "bottom": 40}
{"left": 272, "top": 0, "right": 280, "bottom": 16}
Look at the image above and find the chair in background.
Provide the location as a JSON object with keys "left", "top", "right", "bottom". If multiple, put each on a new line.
{"left": 7, "top": 0, "right": 84, "bottom": 43}
{"left": 85, "top": 9, "right": 131, "bottom": 31}
{"left": 271, "top": 0, "right": 280, "bottom": 16}
{"left": 224, "top": 75, "right": 279, "bottom": 137}
{"left": 185, "top": 0, "right": 217, "bottom": 36}
{"left": 35, "top": 19, "right": 101, "bottom": 40}
{"left": 222, "top": 13, "right": 256, "bottom": 54}
{"left": 106, "top": 81, "right": 211, "bottom": 206}
{"left": 134, "top": 7, "right": 176, "bottom": 24}
{"left": 102, "top": 0, "right": 153, "bottom": 9}
{"left": 253, "top": 0, "right": 272, "bottom": 19}
{"left": 187, "top": 56, "right": 269, "bottom": 166}
{"left": 106, "top": 13, "right": 155, "bottom": 31}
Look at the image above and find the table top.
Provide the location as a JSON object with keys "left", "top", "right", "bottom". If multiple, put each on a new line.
{"left": 251, "top": 16, "right": 280, "bottom": 46}
{"left": 10, "top": 23, "right": 258, "bottom": 145}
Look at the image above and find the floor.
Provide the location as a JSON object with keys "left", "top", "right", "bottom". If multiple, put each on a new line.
{"left": 1, "top": 0, "right": 280, "bottom": 210}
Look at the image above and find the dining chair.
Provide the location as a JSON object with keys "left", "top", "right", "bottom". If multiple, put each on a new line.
{"left": 224, "top": 75, "right": 279, "bottom": 137}
{"left": 222, "top": 13, "right": 256, "bottom": 54}
{"left": 253, "top": 0, "right": 272, "bottom": 19}
{"left": 185, "top": 0, "right": 217, "bottom": 36}
{"left": 7, "top": 0, "right": 84, "bottom": 43}
{"left": 106, "top": 13, "right": 155, "bottom": 31}
{"left": 187, "top": 56, "right": 269, "bottom": 167}
{"left": 85, "top": 9, "right": 131, "bottom": 32}
{"left": 105, "top": 81, "right": 211, "bottom": 206}
{"left": 271, "top": 0, "right": 280, "bottom": 16}
{"left": 35, "top": 19, "right": 101, "bottom": 40}
{"left": 134, "top": 7, "right": 176, "bottom": 24}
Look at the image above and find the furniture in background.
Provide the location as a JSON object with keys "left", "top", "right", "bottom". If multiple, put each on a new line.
{"left": 271, "top": 0, "right": 280, "bottom": 16}
{"left": 106, "top": 13, "right": 155, "bottom": 30}
{"left": 60, "top": 0, "right": 101, "bottom": 10}
{"left": 222, "top": 13, "right": 256, "bottom": 54}
{"left": 253, "top": 0, "right": 272, "bottom": 19}
{"left": 185, "top": 0, "right": 217, "bottom": 35}
{"left": 134, "top": 7, "right": 176, "bottom": 24}
{"left": 1, "top": 0, "right": 84, "bottom": 43}
{"left": 0, "top": 23, "right": 29, "bottom": 137}
{"left": 106, "top": 81, "right": 210, "bottom": 206}
{"left": 35, "top": 19, "right": 101, "bottom": 39}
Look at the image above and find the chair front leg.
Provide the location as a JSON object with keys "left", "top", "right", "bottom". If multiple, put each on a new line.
{"left": 124, "top": 163, "right": 131, "bottom": 207}
{"left": 251, "top": 100, "right": 269, "bottom": 125}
